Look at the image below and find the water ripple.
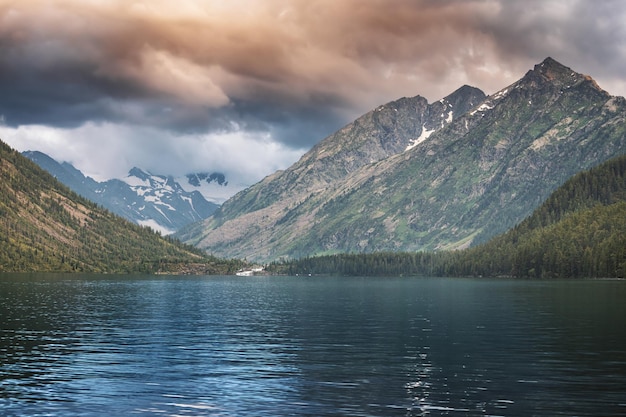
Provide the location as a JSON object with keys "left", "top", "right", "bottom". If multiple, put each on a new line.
{"left": 1, "top": 275, "right": 625, "bottom": 416}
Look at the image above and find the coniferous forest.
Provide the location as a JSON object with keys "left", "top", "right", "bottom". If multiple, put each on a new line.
{"left": 267, "top": 154, "right": 626, "bottom": 278}
{"left": 0, "top": 140, "right": 245, "bottom": 274}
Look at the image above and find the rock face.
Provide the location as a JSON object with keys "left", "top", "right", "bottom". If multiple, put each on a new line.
{"left": 177, "top": 58, "right": 626, "bottom": 262}
{"left": 23, "top": 152, "right": 219, "bottom": 234}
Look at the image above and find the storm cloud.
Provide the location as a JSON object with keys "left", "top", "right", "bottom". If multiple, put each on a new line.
{"left": 1, "top": 0, "right": 625, "bottom": 185}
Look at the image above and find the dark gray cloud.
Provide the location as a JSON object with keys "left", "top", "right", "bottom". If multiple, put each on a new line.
{"left": 0, "top": 0, "right": 625, "bottom": 187}
{"left": 483, "top": 1, "right": 626, "bottom": 80}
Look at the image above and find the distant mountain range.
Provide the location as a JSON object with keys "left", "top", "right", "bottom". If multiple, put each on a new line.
{"left": 176, "top": 57, "right": 626, "bottom": 262}
{"left": 0, "top": 141, "right": 242, "bottom": 274}
{"left": 22, "top": 151, "right": 233, "bottom": 234}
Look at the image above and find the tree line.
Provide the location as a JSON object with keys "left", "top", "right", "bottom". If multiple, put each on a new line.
{"left": 267, "top": 154, "right": 626, "bottom": 278}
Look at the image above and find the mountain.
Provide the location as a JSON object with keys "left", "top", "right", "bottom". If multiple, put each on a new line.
{"left": 23, "top": 151, "right": 219, "bottom": 235}
{"left": 268, "top": 154, "right": 626, "bottom": 278}
{"left": 177, "top": 57, "right": 626, "bottom": 262}
{"left": 119, "top": 167, "right": 219, "bottom": 233}
{"left": 193, "top": 84, "right": 484, "bottom": 218}
{"left": 0, "top": 140, "right": 244, "bottom": 273}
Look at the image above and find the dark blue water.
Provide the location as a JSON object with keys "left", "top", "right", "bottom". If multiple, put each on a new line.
{"left": 1, "top": 274, "right": 625, "bottom": 416}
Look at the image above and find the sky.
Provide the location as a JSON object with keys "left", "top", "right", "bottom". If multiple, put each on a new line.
{"left": 1, "top": 0, "right": 625, "bottom": 187}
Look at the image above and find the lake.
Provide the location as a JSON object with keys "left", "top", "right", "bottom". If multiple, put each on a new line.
{"left": 1, "top": 274, "right": 625, "bottom": 416}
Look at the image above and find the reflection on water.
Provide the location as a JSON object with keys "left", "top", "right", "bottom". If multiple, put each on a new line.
{"left": 1, "top": 274, "right": 625, "bottom": 416}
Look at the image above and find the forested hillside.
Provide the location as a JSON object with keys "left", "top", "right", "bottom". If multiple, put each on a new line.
{"left": 269, "top": 154, "right": 626, "bottom": 278}
{"left": 450, "top": 154, "right": 626, "bottom": 278}
{"left": 0, "top": 140, "right": 243, "bottom": 274}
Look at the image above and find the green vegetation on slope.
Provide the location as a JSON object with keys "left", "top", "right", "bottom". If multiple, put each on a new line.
{"left": 176, "top": 86, "right": 487, "bottom": 260}
{"left": 0, "top": 140, "right": 244, "bottom": 274}
{"left": 450, "top": 154, "right": 626, "bottom": 278}
{"left": 267, "top": 154, "right": 626, "bottom": 278}
{"left": 179, "top": 58, "right": 626, "bottom": 263}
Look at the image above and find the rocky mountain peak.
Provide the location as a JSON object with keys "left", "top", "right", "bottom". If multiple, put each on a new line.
{"left": 187, "top": 172, "right": 228, "bottom": 187}
{"left": 534, "top": 57, "right": 572, "bottom": 78}
{"left": 443, "top": 85, "right": 486, "bottom": 109}
{"left": 177, "top": 57, "right": 626, "bottom": 262}
{"left": 519, "top": 57, "right": 606, "bottom": 95}
{"left": 127, "top": 167, "right": 151, "bottom": 181}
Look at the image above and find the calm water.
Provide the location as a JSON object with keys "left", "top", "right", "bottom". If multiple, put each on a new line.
{"left": 1, "top": 274, "right": 625, "bottom": 416}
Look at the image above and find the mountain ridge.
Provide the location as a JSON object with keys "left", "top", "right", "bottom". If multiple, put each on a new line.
{"left": 177, "top": 57, "right": 626, "bottom": 262}
{"left": 208, "top": 84, "right": 486, "bottom": 221}
{"left": 23, "top": 151, "right": 221, "bottom": 234}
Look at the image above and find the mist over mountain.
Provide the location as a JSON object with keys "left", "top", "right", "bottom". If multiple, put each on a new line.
{"left": 176, "top": 58, "right": 626, "bottom": 262}
{"left": 179, "top": 172, "right": 244, "bottom": 205}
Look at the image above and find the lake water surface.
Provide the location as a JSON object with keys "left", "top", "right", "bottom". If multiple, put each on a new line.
{"left": 1, "top": 274, "right": 625, "bottom": 416}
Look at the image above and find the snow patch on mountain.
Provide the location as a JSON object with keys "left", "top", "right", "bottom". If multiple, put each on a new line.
{"left": 123, "top": 175, "right": 150, "bottom": 188}
{"left": 406, "top": 126, "right": 435, "bottom": 151}
{"left": 469, "top": 87, "right": 513, "bottom": 117}
{"left": 22, "top": 151, "right": 220, "bottom": 234}
{"left": 492, "top": 88, "right": 509, "bottom": 100}
{"left": 470, "top": 102, "right": 495, "bottom": 116}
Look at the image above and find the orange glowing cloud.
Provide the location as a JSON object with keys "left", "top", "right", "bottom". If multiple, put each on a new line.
{"left": 0, "top": 0, "right": 624, "bottom": 141}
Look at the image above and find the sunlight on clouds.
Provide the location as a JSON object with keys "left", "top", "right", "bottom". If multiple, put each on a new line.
{"left": 125, "top": 0, "right": 256, "bottom": 20}
{"left": 121, "top": 46, "right": 230, "bottom": 107}
{"left": 5, "top": 0, "right": 624, "bottom": 126}
{"left": 1, "top": 0, "right": 626, "bottom": 189}
{"left": 0, "top": 122, "right": 304, "bottom": 186}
